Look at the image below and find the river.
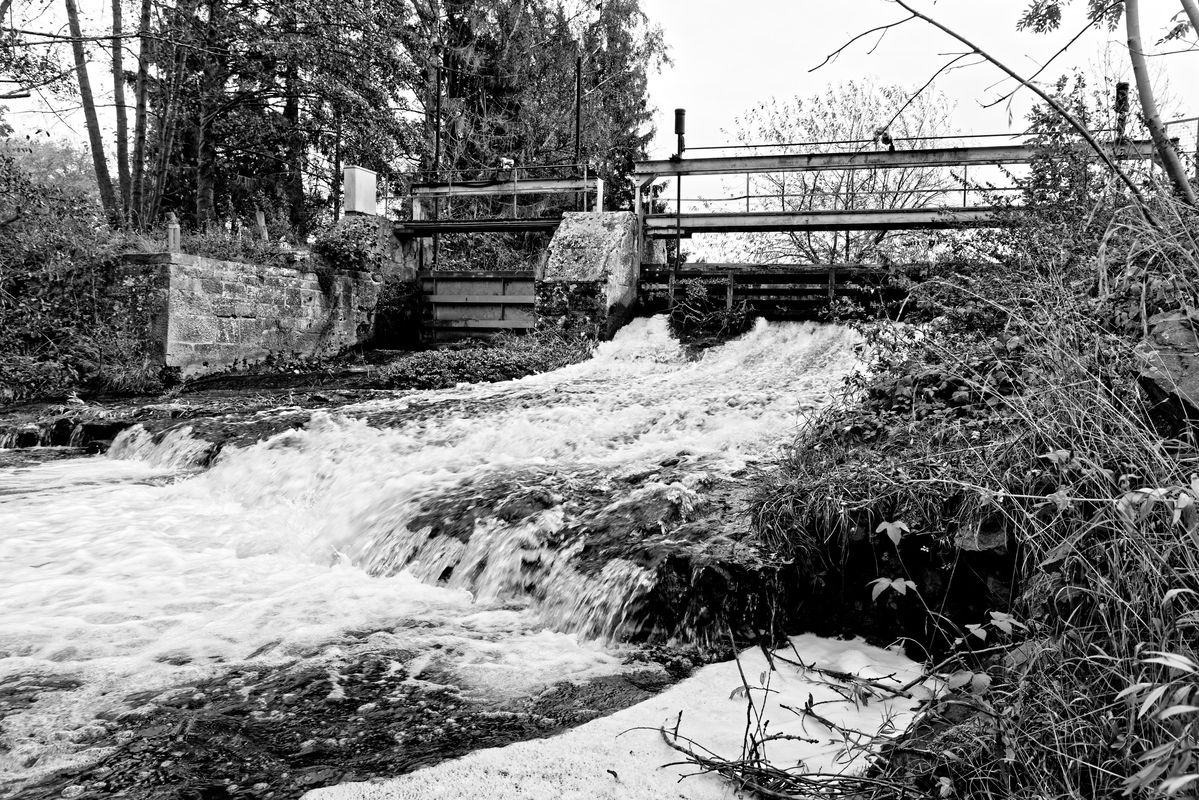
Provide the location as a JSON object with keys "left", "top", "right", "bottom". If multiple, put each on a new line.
{"left": 0, "top": 316, "right": 921, "bottom": 798}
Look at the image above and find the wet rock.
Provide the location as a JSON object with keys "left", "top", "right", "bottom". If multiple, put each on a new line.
{"left": 1137, "top": 309, "right": 1199, "bottom": 434}
{"left": 10, "top": 648, "right": 683, "bottom": 800}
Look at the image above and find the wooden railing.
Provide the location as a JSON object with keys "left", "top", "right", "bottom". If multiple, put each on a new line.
{"left": 638, "top": 264, "right": 908, "bottom": 320}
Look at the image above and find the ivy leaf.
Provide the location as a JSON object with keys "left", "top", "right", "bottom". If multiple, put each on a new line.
{"left": 869, "top": 578, "right": 890, "bottom": 602}
{"left": 875, "top": 520, "right": 910, "bottom": 546}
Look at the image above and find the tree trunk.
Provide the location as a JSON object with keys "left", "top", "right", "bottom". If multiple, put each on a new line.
{"left": 282, "top": 10, "right": 305, "bottom": 232}
{"left": 1127, "top": 0, "right": 1197, "bottom": 204}
{"left": 194, "top": 0, "right": 226, "bottom": 226}
{"left": 130, "top": 0, "right": 151, "bottom": 225}
{"left": 65, "top": 0, "right": 120, "bottom": 225}
{"left": 1180, "top": 0, "right": 1199, "bottom": 36}
{"left": 111, "top": 0, "right": 131, "bottom": 220}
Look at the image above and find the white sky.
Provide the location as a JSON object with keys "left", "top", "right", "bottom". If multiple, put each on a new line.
{"left": 6, "top": 0, "right": 1196, "bottom": 206}
{"left": 640, "top": 0, "right": 1198, "bottom": 159}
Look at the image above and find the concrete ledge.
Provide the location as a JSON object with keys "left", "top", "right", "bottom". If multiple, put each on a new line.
{"left": 539, "top": 212, "right": 638, "bottom": 339}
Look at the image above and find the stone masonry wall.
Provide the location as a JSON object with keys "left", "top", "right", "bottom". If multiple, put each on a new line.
{"left": 114, "top": 253, "right": 380, "bottom": 377}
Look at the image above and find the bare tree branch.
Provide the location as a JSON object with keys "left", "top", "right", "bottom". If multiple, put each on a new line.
{"left": 982, "top": 1, "right": 1120, "bottom": 109}
{"left": 888, "top": 0, "right": 1161, "bottom": 224}
{"left": 809, "top": 14, "right": 915, "bottom": 72}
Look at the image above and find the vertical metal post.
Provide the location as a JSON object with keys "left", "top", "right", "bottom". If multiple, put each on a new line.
{"left": 671, "top": 108, "right": 686, "bottom": 308}
{"left": 1115, "top": 81, "right": 1130, "bottom": 145}
{"left": 962, "top": 165, "right": 968, "bottom": 207}
{"left": 575, "top": 54, "right": 583, "bottom": 210}
{"left": 333, "top": 113, "right": 342, "bottom": 219}
{"left": 432, "top": 64, "right": 443, "bottom": 270}
{"left": 671, "top": 177, "right": 680, "bottom": 308}
{"left": 433, "top": 65, "right": 443, "bottom": 173}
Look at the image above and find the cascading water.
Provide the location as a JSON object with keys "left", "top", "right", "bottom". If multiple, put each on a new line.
{"left": 0, "top": 316, "right": 860, "bottom": 787}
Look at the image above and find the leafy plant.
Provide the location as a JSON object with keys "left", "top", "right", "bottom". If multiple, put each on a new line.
{"left": 667, "top": 278, "right": 753, "bottom": 347}
{"left": 311, "top": 216, "right": 384, "bottom": 272}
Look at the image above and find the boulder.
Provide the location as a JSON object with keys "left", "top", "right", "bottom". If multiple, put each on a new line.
{"left": 1135, "top": 309, "right": 1199, "bottom": 433}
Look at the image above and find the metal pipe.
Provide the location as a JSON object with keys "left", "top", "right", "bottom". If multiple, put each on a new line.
{"left": 574, "top": 56, "right": 582, "bottom": 165}
{"left": 433, "top": 63, "right": 442, "bottom": 269}
{"left": 575, "top": 54, "right": 583, "bottom": 210}
{"left": 671, "top": 108, "right": 685, "bottom": 306}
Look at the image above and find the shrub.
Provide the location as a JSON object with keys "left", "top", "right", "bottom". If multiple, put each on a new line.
{"left": 375, "top": 330, "right": 592, "bottom": 389}
{"left": 733, "top": 82, "right": 1199, "bottom": 798}
{"left": 179, "top": 224, "right": 299, "bottom": 267}
{"left": 435, "top": 231, "right": 551, "bottom": 272}
{"left": 310, "top": 215, "right": 384, "bottom": 271}
{"left": 667, "top": 278, "right": 753, "bottom": 348}
{"left": 0, "top": 152, "right": 165, "bottom": 403}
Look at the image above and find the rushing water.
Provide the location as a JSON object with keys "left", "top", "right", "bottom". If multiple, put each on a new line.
{"left": 0, "top": 316, "right": 859, "bottom": 786}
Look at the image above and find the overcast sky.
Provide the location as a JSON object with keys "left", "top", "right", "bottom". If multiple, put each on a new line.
{"left": 6, "top": 0, "right": 1196, "bottom": 184}
{"left": 640, "top": 0, "right": 1198, "bottom": 158}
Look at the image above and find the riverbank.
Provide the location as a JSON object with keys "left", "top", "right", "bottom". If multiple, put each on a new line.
{"left": 0, "top": 331, "right": 593, "bottom": 459}
{"left": 735, "top": 197, "right": 1199, "bottom": 797}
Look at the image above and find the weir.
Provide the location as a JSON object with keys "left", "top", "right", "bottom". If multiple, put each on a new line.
{"left": 0, "top": 315, "right": 860, "bottom": 781}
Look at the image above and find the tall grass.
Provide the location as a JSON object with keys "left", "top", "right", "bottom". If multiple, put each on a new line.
{"left": 739, "top": 196, "right": 1199, "bottom": 797}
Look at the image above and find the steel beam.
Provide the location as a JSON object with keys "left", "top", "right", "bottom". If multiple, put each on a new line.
{"left": 397, "top": 217, "right": 563, "bottom": 235}
{"left": 643, "top": 207, "right": 1005, "bottom": 236}
{"left": 411, "top": 177, "right": 598, "bottom": 198}
{"left": 634, "top": 140, "right": 1157, "bottom": 182}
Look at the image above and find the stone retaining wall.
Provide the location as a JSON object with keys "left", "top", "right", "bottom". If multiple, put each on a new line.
{"left": 111, "top": 253, "right": 380, "bottom": 377}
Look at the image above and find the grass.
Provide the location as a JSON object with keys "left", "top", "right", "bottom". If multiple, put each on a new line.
{"left": 374, "top": 329, "right": 594, "bottom": 390}
{"left": 714, "top": 194, "right": 1199, "bottom": 798}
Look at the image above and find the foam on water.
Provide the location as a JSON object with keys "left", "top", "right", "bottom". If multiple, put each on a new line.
{"left": 0, "top": 316, "right": 860, "bottom": 782}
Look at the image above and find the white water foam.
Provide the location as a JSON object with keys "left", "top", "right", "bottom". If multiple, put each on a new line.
{"left": 306, "top": 634, "right": 928, "bottom": 800}
{"left": 0, "top": 316, "right": 860, "bottom": 784}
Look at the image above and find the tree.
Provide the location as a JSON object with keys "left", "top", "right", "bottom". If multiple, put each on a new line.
{"left": 64, "top": 0, "right": 119, "bottom": 225}
{"left": 2, "top": 0, "right": 664, "bottom": 235}
{"left": 410, "top": 0, "right": 666, "bottom": 210}
{"left": 1018, "top": 0, "right": 1196, "bottom": 205}
{"left": 718, "top": 80, "right": 956, "bottom": 265}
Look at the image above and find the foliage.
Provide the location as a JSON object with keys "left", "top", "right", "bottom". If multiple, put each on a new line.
{"left": 375, "top": 329, "right": 593, "bottom": 390}
{"left": 3, "top": 0, "right": 665, "bottom": 232}
{"left": 413, "top": 0, "right": 666, "bottom": 211}
{"left": 746, "top": 88, "right": 1199, "bottom": 795}
{"left": 435, "top": 232, "right": 552, "bottom": 272}
{"left": 0, "top": 136, "right": 99, "bottom": 199}
{"left": 179, "top": 223, "right": 301, "bottom": 267}
{"left": 310, "top": 215, "right": 384, "bottom": 272}
{"left": 718, "top": 80, "right": 956, "bottom": 265}
{"left": 667, "top": 278, "right": 753, "bottom": 348}
{"left": 0, "top": 152, "right": 163, "bottom": 404}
